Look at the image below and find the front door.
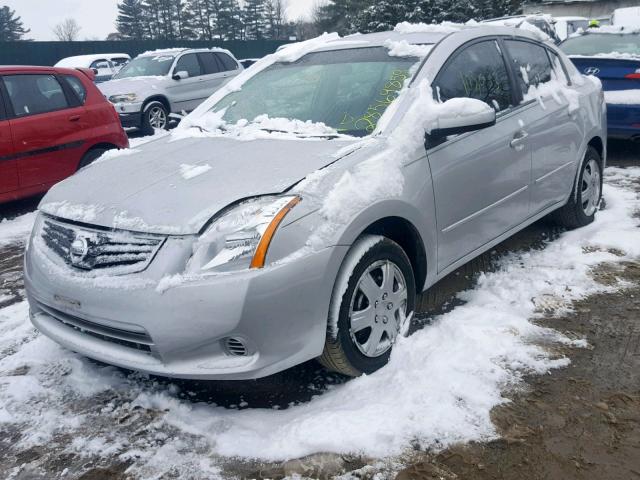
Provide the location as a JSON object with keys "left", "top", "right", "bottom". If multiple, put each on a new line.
{"left": 168, "top": 53, "right": 208, "bottom": 113}
{"left": 2, "top": 73, "right": 87, "bottom": 189}
{"left": 428, "top": 39, "right": 532, "bottom": 272}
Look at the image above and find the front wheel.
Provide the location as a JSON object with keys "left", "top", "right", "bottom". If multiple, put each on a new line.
{"left": 554, "top": 146, "right": 602, "bottom": 229}
{"left": 319, "top": 235, "right": 416, "bottom": 376}
{"left": 141, "top": 101, "right": 169, "bottom": 135}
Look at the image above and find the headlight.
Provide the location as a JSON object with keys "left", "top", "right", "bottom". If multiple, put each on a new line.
{"left": 186, "top": 195, "right": 300, "bottom": 273}
{"left": 109, "top": 93, "right": 138, "bottom": 104}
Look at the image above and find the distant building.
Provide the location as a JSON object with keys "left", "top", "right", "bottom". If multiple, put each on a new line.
{"left": 523, "top": 0, "right": 638, "bottom": 20}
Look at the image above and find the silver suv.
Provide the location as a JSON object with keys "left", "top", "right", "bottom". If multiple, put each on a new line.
{"left": 99, "top": 48, "right": 242, "bottom": 134}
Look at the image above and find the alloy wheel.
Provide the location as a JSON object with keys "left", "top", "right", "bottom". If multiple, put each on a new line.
{"left": 148, "top": 106, "right": 167, "bottom": 129}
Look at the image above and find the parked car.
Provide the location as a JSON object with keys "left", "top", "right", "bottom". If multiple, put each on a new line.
{"left": 54, "top": 54, "right": 131, "bottom": 83}
{"left": 482, "top": 15, "right": 562, "bottom": 44}
{"left": 25, "top": 26, "right": 605, "bottom": 380}
{"left": 0, "top": 66, "right": 128, "bottom": 205}
{"left": 611, "top": 6, "right": 640, "bottom": 29}
{"left": 239, "top": 58, "right": 260, "bottom": 69}
{"left": 99, "top": 48, "right": 243, "bottom": 134}
{"left": 561, "top": 29, "right": 640, "bottom": 140}
{"left": 553, "top": 16, "right": 589, "bottom": 41}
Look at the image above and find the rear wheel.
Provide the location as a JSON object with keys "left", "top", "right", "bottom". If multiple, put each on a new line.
{"left": 77, "top": 148, "right": 107, "bottom": 170}
{"left": 319, "top": 235, "right": 416, "bottom": 376}
{"left": 141, "top": 101, "right": 168, "bottom": 135}
{"left": 554, "top": 146, "right": 602, "bottom": 229}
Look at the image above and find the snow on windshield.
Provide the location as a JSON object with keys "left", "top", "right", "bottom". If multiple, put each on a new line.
{"left": 180, "top": 45, "right": 419, "bottom": 139}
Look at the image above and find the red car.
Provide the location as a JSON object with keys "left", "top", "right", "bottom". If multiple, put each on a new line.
{"left": 0, "top": 66, "right": 129, "bottom": 204}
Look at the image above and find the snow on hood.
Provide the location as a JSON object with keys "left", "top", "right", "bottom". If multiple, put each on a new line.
{"left": 98, "top": 75, "right": 168, "bottom": 99}
{"left": 39, "top": 135, "right": 359, "bottom": 235}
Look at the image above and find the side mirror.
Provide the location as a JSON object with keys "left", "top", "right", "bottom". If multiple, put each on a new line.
{"left": 428, "top": 98, "right": 496, "bottom": 138}
{"left": 91, "top": 68, "right": 99, "bottom": 75}
{"left": 173, "top": 70, "right": 189, "bottom": 80}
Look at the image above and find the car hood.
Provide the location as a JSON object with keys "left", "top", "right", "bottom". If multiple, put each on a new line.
{"left": 98, "top": 75, "right": 170, "bottom": 99}
{"left": 40, "top": 134, "right": 360, "bottom": 235}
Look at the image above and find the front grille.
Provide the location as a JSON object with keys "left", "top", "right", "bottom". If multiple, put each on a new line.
{"left": 38, "top": 301, "right": 154, "bottom": 353}
{"left": 41, "top": 218, "right": 164, "bottom": 275}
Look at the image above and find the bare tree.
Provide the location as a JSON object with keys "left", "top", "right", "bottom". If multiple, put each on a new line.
{"left": 52, "top": 18, "right": 81, "bottom": 41}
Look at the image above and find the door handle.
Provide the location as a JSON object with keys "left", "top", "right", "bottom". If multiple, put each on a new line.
{"left": 510, "top": 130, "right": 529, "bottom": 151}
{"left": 68, "top": 115, "right": 81, "bottom": 122}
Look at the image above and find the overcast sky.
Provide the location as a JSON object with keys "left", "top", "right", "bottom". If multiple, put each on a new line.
{"left": 3, "top": 0, "right": 317, "bottom": 41}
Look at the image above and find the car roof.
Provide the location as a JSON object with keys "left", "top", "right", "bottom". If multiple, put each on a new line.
{"left": 137, "top": 47, "right": 237, "bottom": 58}
{"left": 309, "top": 25, "right": 542, "bottom": 53}
{"left": 54, "top": 53, "right": 131, "bottom": 67}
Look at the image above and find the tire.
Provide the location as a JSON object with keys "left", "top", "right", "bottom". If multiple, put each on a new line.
{"left": 319, "top": 235, "right": 416, "bottom": 376}
{"left": 77, "top": 148, "right": 107, "bottom": 170}
{"left": 554, "top": 146, "right": 603, "bottom": 229}
{"left": 141, "top": 101, "right": 169, "bottom": 135}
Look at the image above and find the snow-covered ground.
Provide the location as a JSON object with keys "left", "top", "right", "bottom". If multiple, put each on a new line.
{"left": 0, "top": 166, "right": 639, "bottom": 478}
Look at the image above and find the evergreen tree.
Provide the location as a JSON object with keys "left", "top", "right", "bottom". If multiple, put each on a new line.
{"left": 188, "top": 0, "right": 213, "bottom": 39}
{"left": 0, "top": 5, "right": 29, "bottom": 41}
{"left": 117, "top": 0, "right": 147, "bottom": 39}
{"left": 243, "top": 0, "right": 267, "bottom": 40}
{"left": 314, "top": 0, "right": 369, "bottom": 35}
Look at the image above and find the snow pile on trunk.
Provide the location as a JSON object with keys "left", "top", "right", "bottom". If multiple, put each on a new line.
{"left": 605, "top": 89, "right": 640, "bottom": 105}
{"left": 568, "top": 51, "right": 640, "bottom": 61}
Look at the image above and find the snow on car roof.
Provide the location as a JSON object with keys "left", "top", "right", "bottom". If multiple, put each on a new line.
{"left": 54, "top": 53, "right": 130, "bottom": 68}
{"left": 138, "top": 47, "right": 236, "bottom": 58}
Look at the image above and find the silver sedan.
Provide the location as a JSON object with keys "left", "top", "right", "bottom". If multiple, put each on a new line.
{"left": 25, "top": 25, "right": 605, "bottom": 379}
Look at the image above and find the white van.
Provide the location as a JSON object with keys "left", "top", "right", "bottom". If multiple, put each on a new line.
{"left": 54, "top": 54, "right": 131, "bottom": 83}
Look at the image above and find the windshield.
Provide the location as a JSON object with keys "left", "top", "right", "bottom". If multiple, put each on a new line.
{"left": 560, "top": 33, "right": 640, "bottom": 56}
{"left": 211, "top": 47, "right": 421, "bottom": 137}
{"left": 114, "top": 54, "right": 175, "bottom": 79}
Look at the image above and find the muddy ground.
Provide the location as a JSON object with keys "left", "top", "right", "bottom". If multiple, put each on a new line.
{"left": 0, "top": 140, "right": 638, "bottom": 479}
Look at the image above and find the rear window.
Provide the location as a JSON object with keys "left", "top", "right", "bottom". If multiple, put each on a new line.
{"left": 215, "top": 53, "right": 238, "bottom": 71}
{"left": 560, "top": 33, "right": 640, "bottom": 56}
{"left": 3, "top": 74, "right": 70, "bottom": 117}
{"left": 63, "top": 75, "right": 87, "bottom": 103}
{"left": 198, "top": 53, "right": 221, "bottom": 75}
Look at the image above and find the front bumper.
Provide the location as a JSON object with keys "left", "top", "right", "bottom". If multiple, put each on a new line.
{"left": 25, "top": 231, "right": 348, "bottom": 380}
{"left": 112, "top": 101, "right": 144, "bottom": 129}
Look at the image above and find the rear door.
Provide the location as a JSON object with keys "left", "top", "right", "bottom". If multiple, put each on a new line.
{"left": 197, "top": 52, "right": 229, "bottom": 97}
{"left": 0, "top": 84, "right": 18, "bottom": 196}
{"left": 503, "top": 40, "right": 583, "bottom": 213}
{"left": 428, "top": 39, "right": 532, "bottom": 272}
{"left": 3, "top": 73, "right": 88, "bottom": 189}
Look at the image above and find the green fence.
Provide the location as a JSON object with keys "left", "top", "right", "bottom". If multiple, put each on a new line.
{"left": 0, "top": 40, "right": 291, "bottom": 66}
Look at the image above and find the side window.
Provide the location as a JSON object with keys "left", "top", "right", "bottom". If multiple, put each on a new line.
{"left": 434, "top": 40, "right": 513, "bottom": 112}
{"left": 90, "top": 59, "right": 109, "bottom": 69}
{"left": 215, "top": 53, "right": 239, "bottom": 72}
{"left": 198, "top": 53, "right": 221, "bottom": 75}
{"left": 504, "top": 40, "right": 552, "bottom": 95}
{"left": 3, "top": 74, "right": 70, "bottom": 117}
{"left": 63, "top": 75, "right": 87, "bottom": 104}
{"left": 547, "top": 50, "right": 570, "bottom": 85}
{"left": 174, "top": 54, "right": 202, "bottom": 78}
{"left": 111, "top": 57, "right": 129, "bottom": 68}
